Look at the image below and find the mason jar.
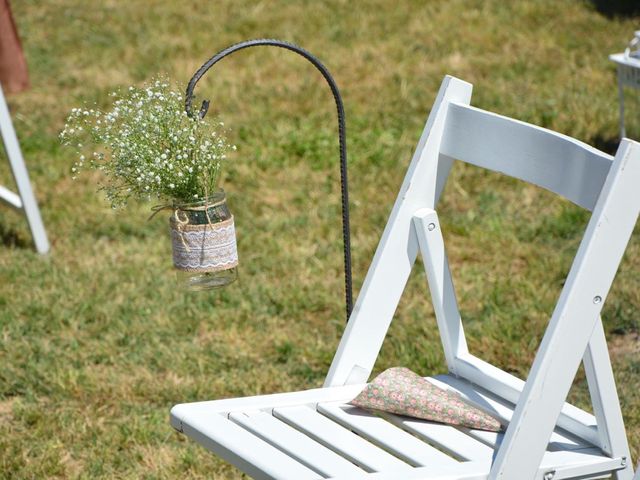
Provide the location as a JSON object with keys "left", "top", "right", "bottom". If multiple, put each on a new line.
{"left": 170, "top": 189, "right": 238, "bottom": 290}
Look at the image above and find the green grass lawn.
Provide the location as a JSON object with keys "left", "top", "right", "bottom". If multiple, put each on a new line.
{"left": 1, "top": 0, "right": 640, "bottom": 478}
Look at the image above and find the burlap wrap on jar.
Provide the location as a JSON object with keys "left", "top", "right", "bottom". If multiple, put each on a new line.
{"left": 170, "top": 213, "right": 239, "bottom": 273}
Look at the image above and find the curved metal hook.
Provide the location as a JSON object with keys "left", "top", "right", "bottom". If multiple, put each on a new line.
{"left": 185, "top": 39, "right": 353, "bottom": 321}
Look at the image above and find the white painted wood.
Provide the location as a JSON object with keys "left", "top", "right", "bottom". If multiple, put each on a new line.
{"left": 326, "top": 462, "right": 490, "bottom": 480}
{"left": 583, "top": 320, "right": 633, "bottom": 479}
{"left": 0, "top": 85, "right": 49, "bottom": 254}
{"left": 325, "top": 451, "right": 623, "bottom": 480}
{"left": 440, "top": 102, "right": 612, "bottom": 211}
{"left": 183, "top": 400, "right": 619, "bottom": 479}
{"left": 429, "top": 375, "right": 584, "bottom": 452}
{"left": 170, "top": 379, "right": 623, "bottom": 479}
{"left": 229, "top": 410, "right": 364, "bottom": 478}
{"left": 273, "top": 405, "right": 412, "bottom": 472}
{"left": 317, "top": 402, "right": 459, "bottom": 467}
{"left": 174, "top": 411, "right": 321, "bottom": 480}
{"left": 325, "top": 462, "right": 490, "bottom": 480}
{"left": 413, "top": 208, "right": 468, "bottom": 373}
{"left": 454, "top": 353, "right": 601, "bottom": 446}
{"left": 381, "top": 412, "right": 494, "bottom": 463}
{"left": 324, "top": 76, "right": 473, "bottom": 387}
{"left": 540, "top": 449, "right": 626, "bottom": 480}
{"left": 0, "top": 185, "right": 22, "bottom": 209}
{"left": 610, "top": 53, "right": 640, "bottom": 139}
{"left": 171, "top": 75, "right": 639, "bottom": 480}
{"left": 617, "top": 68, "right": 627, "bottom": 139}
{"left": 172, "top": 381, "right": 621, "bottom": 479}
{"left": 610, "top": 53, "right": 640, "bottom": 75}
{"left": 324, "top": 451, "right": 624, "bottom": 480}
{"left": 171, "top": 383, "right": 365, "bottom": 428}
{"left": 490, "top": 139, "right": 640, "bottom": 480}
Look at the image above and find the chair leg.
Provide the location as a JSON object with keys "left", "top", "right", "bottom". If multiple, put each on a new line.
{"left": 0, "top": 85, "right": 49, "bottom": 254}
{"left": 617, "top": 71, "right": 626, "bottom": 140}
{"left": 413, "top": 208, "right": 468, "bottom": 374}
{"left": 584, "top": 319, "right": 634, "bottom": 480}
{"left": 489, "top": 140, "right": 640, "bottom": 480}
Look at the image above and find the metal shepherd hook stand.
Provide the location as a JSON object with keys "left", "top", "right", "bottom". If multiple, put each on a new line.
{"left": 184, "top": 39, "right": 353, "bottom": 321}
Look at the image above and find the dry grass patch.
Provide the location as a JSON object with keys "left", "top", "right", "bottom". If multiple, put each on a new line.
{"left": 2, "top": 0, "right": 640, "bottom": 478}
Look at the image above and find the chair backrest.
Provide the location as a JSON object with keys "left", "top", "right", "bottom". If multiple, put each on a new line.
{"left": 440, "top": 102, "right": 612, "bottom": 211}
{"left": 323, "top": 75, "right": 640, "bottom": 479}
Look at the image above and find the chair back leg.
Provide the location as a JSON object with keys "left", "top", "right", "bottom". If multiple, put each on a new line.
{"left": 489, "top": 140, "right": 640, "bottom": 479}
{"left": 584, "top": 320, "right": 633, "bottom": 479}
{"left": 0, "top": 85, "right": 49, "bottom": 254}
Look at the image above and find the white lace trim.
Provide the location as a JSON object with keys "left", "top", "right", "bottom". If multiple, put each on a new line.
{"left": 171, "top": 220, "right": 238, "bottom": 272}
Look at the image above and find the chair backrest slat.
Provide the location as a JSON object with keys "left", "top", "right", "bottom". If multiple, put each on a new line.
{"left": 440, "top": 102, "right": 613, "bottom": 211}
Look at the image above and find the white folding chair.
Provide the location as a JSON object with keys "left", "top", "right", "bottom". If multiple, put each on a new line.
{"left": 170, "top": 76, "right": 640, "bottom": 480}
{"left": 0, "top": 84, "right": 49, "bottom": 254}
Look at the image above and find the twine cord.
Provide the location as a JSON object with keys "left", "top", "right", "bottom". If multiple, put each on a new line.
{"left": 173, "top": 209, "right": 191, "bottom": 251}
{"left": 150, "top": 197, "right": 227, "bottom": 252}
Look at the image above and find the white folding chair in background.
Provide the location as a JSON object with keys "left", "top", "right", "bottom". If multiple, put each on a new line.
{"left": 0, "top": 84, "right": 49, "bottom": 254}
{"left": 171, "top": 75, "right": 640, "bottom": 480}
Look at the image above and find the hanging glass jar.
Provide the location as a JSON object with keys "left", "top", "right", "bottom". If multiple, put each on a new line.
{"left": 170, "top": 189, "right": 238, "bottom": 290}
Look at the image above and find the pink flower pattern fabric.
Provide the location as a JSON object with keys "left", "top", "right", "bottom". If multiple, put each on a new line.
{"left": 350, "top": 367, "right": 502, "bottom": 432}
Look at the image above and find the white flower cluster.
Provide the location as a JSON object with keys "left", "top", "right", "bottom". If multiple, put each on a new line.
{"left": 60, "top": 78, "right": 236, "bottom": 208}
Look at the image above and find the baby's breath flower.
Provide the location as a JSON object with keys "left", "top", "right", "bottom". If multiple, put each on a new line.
{"left": 60, "top": 76, "right": 235, "bottom": 209}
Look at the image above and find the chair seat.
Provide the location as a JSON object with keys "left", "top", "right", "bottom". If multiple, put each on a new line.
{"left": 170, "top": 375, "right": 624, "bottom": 480}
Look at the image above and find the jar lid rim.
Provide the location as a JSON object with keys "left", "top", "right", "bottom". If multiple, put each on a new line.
{"left": 174, "top": 189, "right": 225, "bottom": 210}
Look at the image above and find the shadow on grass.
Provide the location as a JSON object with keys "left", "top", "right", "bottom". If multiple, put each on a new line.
{"left": 592, "top": 134, "right": 621, "bottom": 155}
{"left": 590, "top": 0, "right": 640, "bottom": 18}
{"left": 0, "top": 222, "right": 29, "bottom": 249}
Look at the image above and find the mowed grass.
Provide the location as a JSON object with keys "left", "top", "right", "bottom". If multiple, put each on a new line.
{"left": 1, "top": 0, "right": 640, "bottom": 478}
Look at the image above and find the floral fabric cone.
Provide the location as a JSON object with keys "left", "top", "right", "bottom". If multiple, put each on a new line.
{"left": 350, "top": 367, "right": 502, "bottom": 432}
